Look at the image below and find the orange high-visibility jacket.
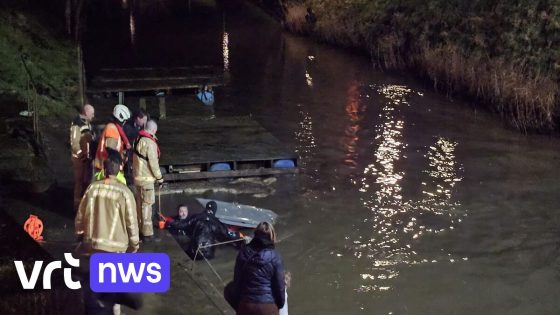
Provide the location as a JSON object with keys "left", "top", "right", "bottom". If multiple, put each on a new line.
{"left": 95, "top": 122, "right": 124, "bottom": 169}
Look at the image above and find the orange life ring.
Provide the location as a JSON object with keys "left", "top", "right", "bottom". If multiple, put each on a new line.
{"left": 23, "top": 214, "right": 44, "bottom": 241}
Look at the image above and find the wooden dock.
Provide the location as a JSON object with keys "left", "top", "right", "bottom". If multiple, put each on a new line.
{"left": 158, "top": 116, "right": 298, "bottom": 181}
{"left": 87, "top": 66, "right": 224, "bottom": 93}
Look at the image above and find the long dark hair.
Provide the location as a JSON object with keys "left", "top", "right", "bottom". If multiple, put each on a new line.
{"left": 254, "top": 221, "right": 276, "bottom": 243}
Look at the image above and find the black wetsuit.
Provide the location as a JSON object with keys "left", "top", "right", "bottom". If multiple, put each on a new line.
{"left": 184, "top": 212, "right": 230, "bottom": 260}
{"left": 167, "top": 215, "right": 190, "bottom": 235}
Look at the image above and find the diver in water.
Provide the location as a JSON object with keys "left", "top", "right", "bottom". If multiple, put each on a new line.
{"left": 166, "top": 204, "right": 190, "bottom": 235}
{"left": 184, "top": 201, "right": 240, "bottom": 260}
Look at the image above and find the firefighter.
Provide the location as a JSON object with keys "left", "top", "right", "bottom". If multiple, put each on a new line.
{"left": 132, "top": 120, "right": 163, "bottom": 242}
{"left": 123, "top": 109, "right": 147, "bottom": 185}
{"left": 94, "top": 104, "right": 131, "bottom": 184}
{"left": 75, "top": 153, "right": 141, "bottom": 315}
{"left": 70, "top": 104, "right": 95, "bottom": 212}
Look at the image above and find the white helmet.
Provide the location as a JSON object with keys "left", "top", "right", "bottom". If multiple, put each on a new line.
{"left": 113, "top": 104, "right": 131, "bottom": 123}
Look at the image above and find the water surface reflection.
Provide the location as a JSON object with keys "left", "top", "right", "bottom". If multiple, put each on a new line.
{"left": 343, "top": 80, "right": 362, "bottom": 168}
{"left": 349, "top": 85, "right": 464, "bottom": 293}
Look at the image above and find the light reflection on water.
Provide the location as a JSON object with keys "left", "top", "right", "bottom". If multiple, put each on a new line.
{"left": 222, "top": 32, "right": 229, "bottom": 72}
{"left": 305, "top": 71, "right": 313, "bottom": 87}
{"left": 305, "top": 55, "right": 314, "bottom": 87}
{"left": 294, "top": 103, "right": 317, "bottom": 175}
{"left": 343, "top": 80, "right": 362, "bottom": 168}
{"left": 347, "top": 84, "right": 465, "bottom": 293}
{"left": 419, "top": 138, "right": 464, "bottom": 219}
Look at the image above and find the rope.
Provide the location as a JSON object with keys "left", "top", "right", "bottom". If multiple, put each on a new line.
{"left": 188, "top": 239, "right": 246, "bottom": 315}
{"left": 157, "top": 184, "right": 162, "bottom": 218}
{"left": 190, "top": 238, "right": 246, "bottom": 284}
{"left": 185, "top": 267, "right": 229, "bottom": 315}
{"left": 199, "top": 238, "right": 245, "bottom": 249}
{"left": 156, "top": 184, "right": 166, "bottom": 229}
{"left": 199, "top": 249, "right": 225, "bottom": 285}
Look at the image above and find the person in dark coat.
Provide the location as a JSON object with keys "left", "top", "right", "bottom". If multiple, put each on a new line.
{"left": 226, "top": 222, "right": 285, "bottom": 315}
{"left": 184, "top": 201, "right": 231, "bottom": 260}
{"left": 123, "top": 109, "right": 147, "bottom": 185}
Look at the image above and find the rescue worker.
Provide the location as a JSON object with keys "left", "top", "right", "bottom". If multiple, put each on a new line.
{"left": 124, "top": 109, "right": 147, "bottom": 185}
{"left": 94, "top": 104, "right": 131, "bottom": 183}
{"left": 75, "top": 153, "right": 139, "bottom": 254}
{"left": 133, "top": 119, "right": 163, "bottom": 242}
{"left": 75, "top": 153, "right": 141, "bottom": 315}
{"left": 166, "top": 204, "right": 190, "bottom": 235}
{"left": 70, "top": 104, "right": 95, "bottom": 212}
{"left": 183, "top": 201, "right": 236, "bottom": 260}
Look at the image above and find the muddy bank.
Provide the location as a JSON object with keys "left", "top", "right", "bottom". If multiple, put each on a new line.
{"left": 0, "top": 97, "right": 55, "bottom": 193}
{"left": 0, "top": 0, "right": 81, "bottom": 193}
{"left": 0, "top": 0, "right": 79, "bottom": 116}
{"left": 260, "top": 0, "right": 560, "bottom": 133}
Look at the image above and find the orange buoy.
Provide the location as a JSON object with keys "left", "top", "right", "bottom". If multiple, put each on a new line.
{"left": 23, "top": 214, "right": 44, "bottom": 241}
{"left": 158, "top": 213, "right": 167, "bottom": 230}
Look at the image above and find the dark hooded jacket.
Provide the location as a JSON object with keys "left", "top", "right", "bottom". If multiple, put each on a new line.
{"left": 233, "top": 236, "right": 285, "bottom": 308}
{"left": 184, "top": 211, "right": 229, "bottom": 259}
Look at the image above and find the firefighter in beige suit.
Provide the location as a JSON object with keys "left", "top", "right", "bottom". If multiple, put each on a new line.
{"left": 70, "top": 104, "right": 95, "bottom": 212}
{"left": 75, "top": 155, "right": 139, "bottom": 254}
{"left": 133, "top": 120, "right": 163, "bottom": 241}
{"left": 75, "top": 155, "right": 140, "bottom": 315}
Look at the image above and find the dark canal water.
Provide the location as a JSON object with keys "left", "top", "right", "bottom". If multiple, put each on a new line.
{"left": 84, "top": 0, "right": 560, "bottom": 314}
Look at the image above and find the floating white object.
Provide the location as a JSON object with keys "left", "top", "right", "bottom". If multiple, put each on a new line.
{"left": 196, "top": 198, "right": 278, "bottom": 228}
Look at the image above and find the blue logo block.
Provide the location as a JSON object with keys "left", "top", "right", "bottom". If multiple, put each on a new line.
{"left": 90, "top": 253, "right": 170, "bottom": 293}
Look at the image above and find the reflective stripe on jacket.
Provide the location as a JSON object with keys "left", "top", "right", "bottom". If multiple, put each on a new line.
{"left": 70, "top": 115, "right": 93, "bottom": 159}
{"left": 75, "top": 176, "right": 139, "bottom": 253}
{"left": 133, "top": 135, "right": 162, "bottom": 186}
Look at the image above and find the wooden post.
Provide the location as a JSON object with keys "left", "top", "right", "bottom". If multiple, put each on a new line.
{"left": 159, "top": 97, "right": 166, "bottom": 119}
{"left": 65, "top": 0, "right": 72, "bottom": 35}
{"left": 75, "top": 0, "right": 87, "bottom": 104}
{"left": 139, "top": 97, "right": 146, "bottom": 111}
{"left": 77, "top": 45, "right": 85, "bottom": 106}
{"left": 74, "top": 0, "right": 85, "bottom": 42}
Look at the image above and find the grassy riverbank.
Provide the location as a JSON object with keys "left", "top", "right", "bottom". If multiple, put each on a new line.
{"left": 281, "top": 0, "right": 560, "bottom": 132}
{"left": 0, "top": 1, "right": 78, "bottom": 190}
{"left": 0, "top": 1, "right": 79, "bottom": 116}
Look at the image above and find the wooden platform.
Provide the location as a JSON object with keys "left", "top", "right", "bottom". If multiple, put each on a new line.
{"left": 87, "top": 66, "right": 224, "bottom": 93}
{"left": 158, "top": 116, "right": 298, "bottom": 181}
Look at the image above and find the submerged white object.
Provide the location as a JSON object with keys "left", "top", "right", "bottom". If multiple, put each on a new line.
{"left": 196, "top": 198, "right": 278, "bottom": 228}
